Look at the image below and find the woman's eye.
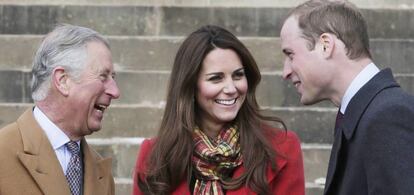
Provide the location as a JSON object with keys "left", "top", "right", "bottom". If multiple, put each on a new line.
{"left": 233, "top": 71, "right": 245, "bottom": 79}
{"left": 207, "top": 75, "right": 222, "bottom": 81}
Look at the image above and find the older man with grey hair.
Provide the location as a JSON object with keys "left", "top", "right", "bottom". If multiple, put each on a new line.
{"left": 0, "top": 24, "right": 120, "bottom": 195}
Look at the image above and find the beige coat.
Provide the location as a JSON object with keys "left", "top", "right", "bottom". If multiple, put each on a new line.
{"left": 0, "top": 108, "right": 115, "bottom": 195}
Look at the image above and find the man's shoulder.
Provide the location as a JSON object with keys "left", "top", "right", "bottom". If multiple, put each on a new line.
{"left": 368, "top": 86, "right": 414, "bottom": 111}
{"left": 0, "top": 122, "right": 21, "bottom": 147}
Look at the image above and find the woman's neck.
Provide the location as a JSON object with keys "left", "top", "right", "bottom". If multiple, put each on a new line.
{"left": 200, "top": 122, "right": 225, "bottom": 138}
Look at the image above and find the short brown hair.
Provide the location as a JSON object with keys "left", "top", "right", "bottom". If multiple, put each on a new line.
{"left": 288, "top": 0, "right": 372, "bottom": 59}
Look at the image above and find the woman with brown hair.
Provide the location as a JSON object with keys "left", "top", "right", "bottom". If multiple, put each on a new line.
{"left": 132, "top": 25, "right": 305, "bottom": 195}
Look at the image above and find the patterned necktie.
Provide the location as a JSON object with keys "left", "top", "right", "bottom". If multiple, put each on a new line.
{"left": 65, "top": 141, "right": 83, "bottom": 195}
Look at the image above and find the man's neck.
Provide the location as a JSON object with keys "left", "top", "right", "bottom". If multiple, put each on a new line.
{"left": 330, "top": 58, "right": 373, "bottom": 107}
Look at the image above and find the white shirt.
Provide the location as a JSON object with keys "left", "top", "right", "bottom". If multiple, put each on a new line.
{"left": 33, "top": 107, "right": 80, "bottom": 175}
{"left": 340, "top": 63, "right": 380, "bottom": 114}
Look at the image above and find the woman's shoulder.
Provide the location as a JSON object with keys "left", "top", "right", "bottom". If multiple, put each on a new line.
{"left": 262, "top": 126, "right": 302, "bottom": 153}
{"left": 263, "top": 126, "right": 300, "bottom": 143}
{"left": 139, "top": 138, "right": 157, "bottom": 154}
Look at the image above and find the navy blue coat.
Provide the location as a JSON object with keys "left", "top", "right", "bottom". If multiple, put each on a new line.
{"left": 324, "top": 69, "right": 414, "bottom": 195}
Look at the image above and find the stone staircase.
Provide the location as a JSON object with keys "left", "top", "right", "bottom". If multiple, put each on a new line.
{"left": 0, "top": 0, "right": 413, "bottom": 194}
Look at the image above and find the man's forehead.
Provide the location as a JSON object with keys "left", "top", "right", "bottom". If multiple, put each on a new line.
{"left": 281, "top": 16, "right": 299, "bottom": 37}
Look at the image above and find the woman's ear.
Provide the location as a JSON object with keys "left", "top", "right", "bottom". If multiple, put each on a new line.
{"left": 52, "top": 66, "right": 70, "bottom": 96}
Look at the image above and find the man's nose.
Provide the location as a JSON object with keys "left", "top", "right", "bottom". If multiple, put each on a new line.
{"left": 106, "top": 79, "right": 120, "bottom": 99}
{"left": 282, "top": 61, "right": 293, "bottom": 80}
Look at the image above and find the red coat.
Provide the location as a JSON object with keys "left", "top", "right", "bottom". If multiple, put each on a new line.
{"left": 132, "top": 129, "right": 305, "bottom": 195}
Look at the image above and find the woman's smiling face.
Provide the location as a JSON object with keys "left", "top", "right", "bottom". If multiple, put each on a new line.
{"left": 196, "top": 48, "right": 248, "bottom": 131}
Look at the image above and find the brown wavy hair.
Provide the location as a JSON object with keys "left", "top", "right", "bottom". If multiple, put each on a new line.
{"left": 138, "top": 25, "right": 286, "bottom": 195}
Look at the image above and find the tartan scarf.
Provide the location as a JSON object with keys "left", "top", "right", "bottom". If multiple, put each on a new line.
{"left": 192, "top": 125, "right": 243, "bottom": 195}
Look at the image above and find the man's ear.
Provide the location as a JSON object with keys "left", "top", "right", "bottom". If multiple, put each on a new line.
{"left": 52, "top": 66, "right": 70, "bottom": 96}
{"left": 319, "top": 33, "right": 335, "bottom": 58}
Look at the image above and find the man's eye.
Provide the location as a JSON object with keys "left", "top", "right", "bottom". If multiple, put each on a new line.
{"left": 100, "top": 74, "right": 108, "bottom": 80}
{"left": 286, "top": 52, "right": 294, "bottom": 60}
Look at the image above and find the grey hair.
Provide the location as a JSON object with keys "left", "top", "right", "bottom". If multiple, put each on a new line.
{"left": 31, "top": 24, "right": 110, "bottom": 101}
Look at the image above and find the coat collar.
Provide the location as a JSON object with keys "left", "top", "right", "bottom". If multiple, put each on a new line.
{"left": 340, "top": 68, "right": 400, "bottom": 140}
{"left": 17, "top": 108, "right": 72, "bottom": 195}
{"left": 16, "top": 108, "right": 113, "bottom": 195}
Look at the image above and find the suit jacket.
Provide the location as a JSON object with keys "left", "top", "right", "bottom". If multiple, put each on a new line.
{"left": 324, "top": 69, "right": 414, "bottom": 195}
{"left": 133, "top": 129, "right": 305, "bottom": 195}
{"left": 0, "top": 108, "right": 115, "bottom": 195}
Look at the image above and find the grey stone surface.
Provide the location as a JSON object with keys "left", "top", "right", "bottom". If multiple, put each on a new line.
{"left": 395, "top": 75, "right": 414, "bottom": 94}
{"left": 306, "top": 187, "right": 324, "bottom": 195}
{"left": 92, "top": 143, "right": 140, "bottom": 179}
{"left": 115, "top": 183, "right": 132, "bottom": 195}
{"left": 115, "top": 72, "right": 169, "bottom": 105}
{"left": 90, "top": 106, "right": 164, "bottom": 138}
{"left": 0, "top": 69, "right": 334, "bottom": 107}
{"left": 371, "top": 40, "right": 414, "bottom": 73}
{"left": 0, "top": 104, "right": 336, "bottom": 143}
{"left": 0, "top": 71, "right": 32, "bottom": 103}
{"left": 1, "top": 68, "right": 413, "bottom": 110}
{"left": 0, "top": 71, "right": 25, "bottom": 102}
{"left": 264, "top": 108, "right": 336, "bottom": 144}
{"left": 0, "top": 5, "right": 158, "bottom": 35}
{"left": 2, "top": 36, "right": 414, "bottom": 74}
{"left": 2, "top": 0, "right": 414, "bottom": 9}
{"left": 0, "top": 104, "right": 29, "bottom": 128}
{"left": 110, "top": 37, "right": 180, "bottom": 71}
{"left": 0, "top": 35, "right": 40, "bottom": 70}
{"left": 303, "top": 147, "right": 330, "bottom": 183}
{"left": 0, "top": 5, "right": 414, "bottom": 38}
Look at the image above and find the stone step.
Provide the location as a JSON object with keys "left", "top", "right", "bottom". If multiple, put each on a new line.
{"left": 1, "top": 35, "right": 414, "bottom": 74}
{"left": 1, "top": 0, "right": 413, "bottom": 9}
{"left": 0, "top": 103, "right": 337, "bottom": 143}
{"left": 0, "top": 69, "right": 413, "bottom": 108}
{"left": 0, "top": 68, "right": 325, "bottom": 107}
{"left": 91, "top": 139, "right": 328, "bottom": 194}
{"left": 0, "top": 5, "right": 413, "bottom": 38}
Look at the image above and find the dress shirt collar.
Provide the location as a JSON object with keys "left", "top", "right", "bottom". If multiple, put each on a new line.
{"left": 33, "top": 107, "right": 79, "bottom": 149}
{"left": 340, "top": 63, "right": 380, "bottom": 114}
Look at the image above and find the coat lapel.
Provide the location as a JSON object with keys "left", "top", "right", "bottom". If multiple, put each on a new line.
{"left": 324, "top": 125, "right": 344, "bottom": 194}
{"left": 82, "top": 139, "right": 113, "bottom": 195}
{"left": 16, "top": 109, "right": 71, "bottom": 195}
{"left": 341, "top": 68, "right": 400, "bottom": 140}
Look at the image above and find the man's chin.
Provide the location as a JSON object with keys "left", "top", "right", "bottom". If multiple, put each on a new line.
{"left": 86, "top": 124, "right": 102, "bottom": 135}
{"left": 300, "top": 96, "right": 323, "bottom": 105}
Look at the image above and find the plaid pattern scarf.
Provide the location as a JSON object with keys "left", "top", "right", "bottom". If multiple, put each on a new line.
{"left": 192, "top": 125, "right": 242, "bottom": 195}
